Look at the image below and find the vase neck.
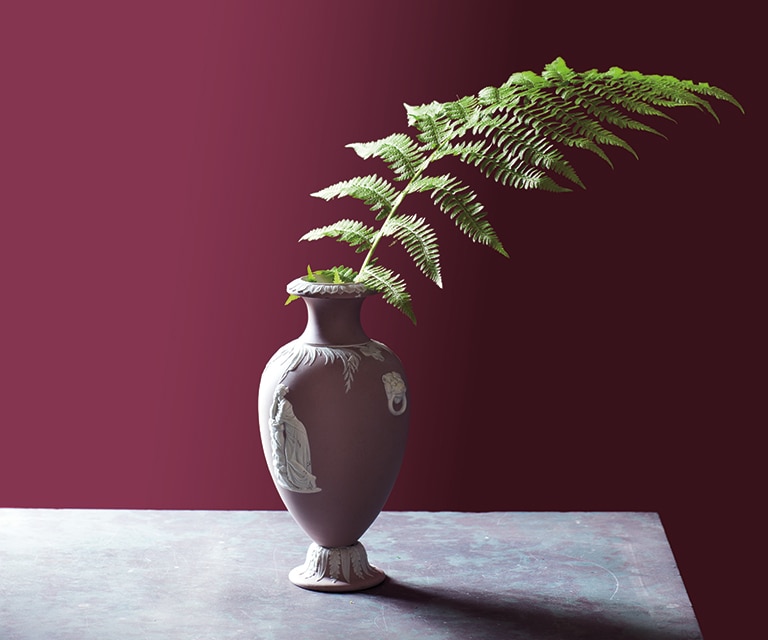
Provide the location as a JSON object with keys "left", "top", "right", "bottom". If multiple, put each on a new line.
{"left": 299, "top": 296, "right": 370, "bottom": 346}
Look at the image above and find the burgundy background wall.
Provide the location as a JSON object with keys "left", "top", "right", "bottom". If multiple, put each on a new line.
{"left": 1, "top": 1, "right": 761, "bottom": 635}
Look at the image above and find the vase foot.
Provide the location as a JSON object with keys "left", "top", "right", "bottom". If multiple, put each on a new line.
{"left": 288, "top": 541, "right": 386, "bottom": 592}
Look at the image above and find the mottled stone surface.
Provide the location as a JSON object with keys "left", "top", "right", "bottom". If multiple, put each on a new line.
{"left": 0, "top": 510, "right": 701, "bottom": 639}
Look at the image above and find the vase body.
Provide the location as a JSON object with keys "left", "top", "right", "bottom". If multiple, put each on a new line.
{"left": 258, "top": 278, "right": 410, "bottom": 591}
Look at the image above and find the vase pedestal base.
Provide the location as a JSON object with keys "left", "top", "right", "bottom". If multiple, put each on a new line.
{"left": 288, "top": 541, "right": 386, "bottom": 592}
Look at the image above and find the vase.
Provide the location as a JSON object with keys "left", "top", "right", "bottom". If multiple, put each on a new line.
{"left": 258, "top": 277, "right": 410, "bottom": 592}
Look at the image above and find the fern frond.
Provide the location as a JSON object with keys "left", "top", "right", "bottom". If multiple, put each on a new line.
{"left": 684, "top": 80, "right": 744, "bottom": 114}
{"left": 598, "top": 67, "right": 720, "bottom": 120}
{"left": 442, "top": 95, "right": 482, "bottom": 128}
{"left": 569, "top": 70, "right": 671, "bottom": 133}
{"left": 347, "top": 133, "right": 427, "bottom": 181}
{"left": 356, "top": 265, "right": 416, "bottom": 324}
{"left": 311, "top": 174, "right": 397, "bottom": 218}
{"left": 474, "top": 112, "right": 587, "bottom": 184}
{"left": 404, "top": 101, "right": 455, "bottom": 149}
{"left": 406, "top": 173, "right": 454, "bottom": 194}
{"left": 300, "top": 219, "right": 377, "bottom": 254}
{"left": 303, "top": 57, "right": 741, "bottom": 323}
{"left": 446, "top": 140, "right": 574, "bottom": 192}
{"left": 474, "top": 75, "right": 636, "bottom": 168}
{"left": 540, "top": 55, "right": 577, "bottom": 83}
{"left": 525, "top": 90, "right": 642, "bottom": 161}
{"left": 428, "top": 175, "right": 508, "bottom": 257}
{"left": 576, "top": 69, "right": 676, "bottom": 122}
{"left": 382, "top": 214, "right": 442, "bottom": 287}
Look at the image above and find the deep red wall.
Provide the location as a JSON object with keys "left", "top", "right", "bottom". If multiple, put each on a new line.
{"left": 0, "top": 1, "right": 761, "bottom": 635}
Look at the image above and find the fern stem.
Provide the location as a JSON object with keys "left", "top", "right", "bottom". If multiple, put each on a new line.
{"left": 355, "top": 151, "right": 439, "bottom": 280}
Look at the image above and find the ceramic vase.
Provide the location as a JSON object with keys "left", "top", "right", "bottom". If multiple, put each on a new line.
{"left": 258, "top": 277, "right": 410, "bottom": 592}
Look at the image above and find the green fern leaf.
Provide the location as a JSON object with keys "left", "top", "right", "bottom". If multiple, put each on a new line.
{"left": 599, "top": 68, "right": 715, "bottom": 119}
{"left": 406, "top": 173, "right": 454, "bottom": 194}
{"left": 311, "top": 174, "right": 397, "bottom": 218}
{"left": 566, "top": 71, "right": 670, "bottom": 135}
{"left": 472, "top": 80, "right": 632, "bottom": 170}
{"left": 356, "top": 265, "right": 416, "bottom": 324}
{"left": 503, "top": 70, "right": 546, "bottom": 90}
{"left": 578, "top": 69, "right": 676, "bottom": 122}
{"left": 684, "top": 80, "right": 744, "bottom": 114}
{"left": 382, "top": 214, "right": 442, "bottom": 287}
{"left": 528, "top": 90, "right": 642, "bottom": 161}
{"left": 404, "top": 101, "right": 455, "bottom": 149}
{"left": 480, "top": 116, "right": 586, "bottom": 184}
{"left": 347, "top": 133, "right": 427, "bottom": 181}
{"left": 541, "top": 56, "right": 577, "bottom": 83}
{"left": 300, "top": 219, "right": 377, "bottom": 253}
{"left": 442, "top": 95, "right": 482, "bottom": 129}
{"left": 446, "top": 140, "right": 574, "bottom": 191}
{"left": 428, "top": 175, "right": 508, "bottom": 257}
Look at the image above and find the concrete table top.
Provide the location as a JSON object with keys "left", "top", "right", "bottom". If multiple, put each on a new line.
{"left": 0, "top": 509, "right": 701, "bottom": 639}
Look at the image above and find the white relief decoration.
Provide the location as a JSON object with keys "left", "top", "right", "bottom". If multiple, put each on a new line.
{"left": 264, "top": 339, "right": 389, "bottom": 393}
{"left": 263, "top": 339, "right": 396, "bottom": 493}
{"left": 269, "top": 384, "right": 321, "bottom": 493}
{"left": 285, "top": 277, "right": 368, "bottom": 298}
{"left": 293, "top": 542, "right": 379, "bottom": 584}
{"left": 382, "top": 371, "right": 408, "bottom": 416}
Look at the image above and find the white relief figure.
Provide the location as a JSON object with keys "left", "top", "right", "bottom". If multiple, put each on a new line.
{"left": 269, "top": 384, "right": 321, "bottom": 493}
{"left": 382, "top": 371, "right": 407, "bottom": 416}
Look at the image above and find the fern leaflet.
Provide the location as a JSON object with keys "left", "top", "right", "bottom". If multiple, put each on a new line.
{"left": 356, "top": 265, "right": 416, "bottom": 325}
{"left": 311, "top": 175, "right": 397, "bottom": 218}
{"left": 382, "top": 214, "right": 442, "bottom": 287}
{"left": 426, "top": 175, "right": 508, "bottom": 257}
{"left": 347, "top": 133, "right": 426, "bottom": 181}
{"left": 300, "top": 219, "right": 376, "bottom": 253}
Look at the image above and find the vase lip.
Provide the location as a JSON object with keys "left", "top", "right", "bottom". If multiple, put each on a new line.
{"left": 286, "top": 276, "right": 372, "bottom": 299}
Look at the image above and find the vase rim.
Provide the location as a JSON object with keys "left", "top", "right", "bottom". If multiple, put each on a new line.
{"left": 286, "top": 277, "right": 373, "bottom": 299}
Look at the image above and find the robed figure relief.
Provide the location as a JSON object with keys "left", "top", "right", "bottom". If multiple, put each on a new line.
{"left": 269, "top": 384, "right": 321, "bottom": 493}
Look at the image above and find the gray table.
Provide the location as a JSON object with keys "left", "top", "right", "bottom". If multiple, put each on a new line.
{"left": 0, "top": 510, "right": 701, "bottom": 639}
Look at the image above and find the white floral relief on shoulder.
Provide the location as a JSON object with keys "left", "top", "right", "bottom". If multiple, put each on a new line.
{"left": 265, "top": 340, "right": 394, "bottom": 393}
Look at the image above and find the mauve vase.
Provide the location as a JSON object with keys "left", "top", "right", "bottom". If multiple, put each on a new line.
{"left": 258, "top": 277, "right": 410, "bottom": 591}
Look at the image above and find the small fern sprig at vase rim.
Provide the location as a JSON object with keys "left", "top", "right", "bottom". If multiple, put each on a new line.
{"left": 291, "top": 57, "right": 742, "bottom": 324}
